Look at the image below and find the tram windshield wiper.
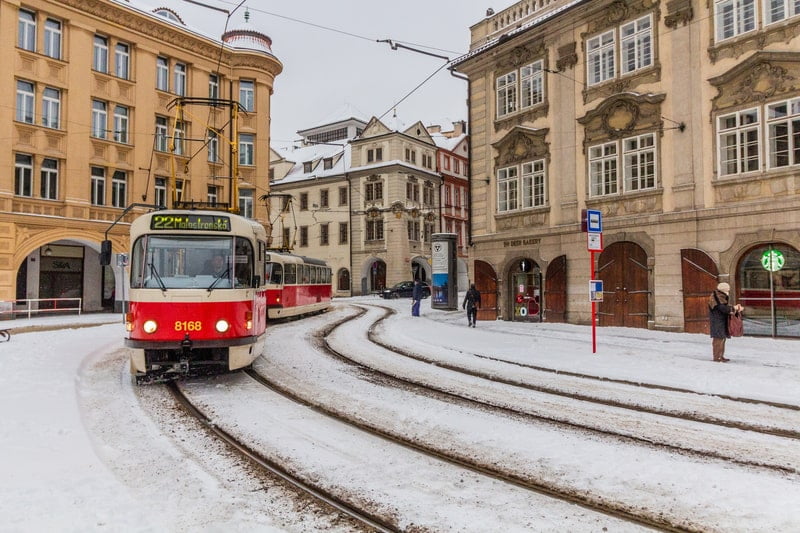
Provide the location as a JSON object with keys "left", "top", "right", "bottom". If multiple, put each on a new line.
{"left": 207, "top": 268, "right": 230, "bottom": 292}
{"left": 148, "top": 263, "right": 167, "bottom": 292}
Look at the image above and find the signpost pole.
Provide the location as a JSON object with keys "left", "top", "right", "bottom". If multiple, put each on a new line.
{"left": 591, "top": 250, "right": 596, "bottom": 353}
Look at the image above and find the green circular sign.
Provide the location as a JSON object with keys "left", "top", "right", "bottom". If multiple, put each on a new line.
{"left": 761, "top": 250, "right": 785, "bottom": 272}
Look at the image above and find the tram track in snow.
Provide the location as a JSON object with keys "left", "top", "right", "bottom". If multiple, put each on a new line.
{"left": 315, "top": 304, "right": 800, "bottom": 476}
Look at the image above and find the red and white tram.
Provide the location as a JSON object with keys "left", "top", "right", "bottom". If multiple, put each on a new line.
{"left": 264, "top": 252, "right": 332, "bottom": 319}
{"left": 124, "top": 209, "right": 269, "bottom": 383}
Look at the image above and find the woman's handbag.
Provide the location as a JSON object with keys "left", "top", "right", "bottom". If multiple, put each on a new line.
{"left": 728, "top": 310, "right": 744, "bottom": 337}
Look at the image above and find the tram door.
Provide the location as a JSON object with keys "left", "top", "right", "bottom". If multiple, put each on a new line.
{"left": 511, "top": 259, "right": 542, "bottom": 322}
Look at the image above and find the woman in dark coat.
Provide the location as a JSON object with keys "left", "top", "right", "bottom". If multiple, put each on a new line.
{"left": 708, "top": 282, "right": 742, "bottom": 362}
{"left": 411, "top": 280, "right": 422, "bottom": 317}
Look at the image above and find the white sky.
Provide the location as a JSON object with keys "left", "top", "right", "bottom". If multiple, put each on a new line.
{"left": 1, "top": 297, "right": 799, "bottom": 531}
{"left": 132, "top": 0, "right": 504, "bottom": 142}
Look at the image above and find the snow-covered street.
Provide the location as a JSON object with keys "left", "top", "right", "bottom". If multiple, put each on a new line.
{"left": 1, "top": 297, "right": 799, "bottom": 531}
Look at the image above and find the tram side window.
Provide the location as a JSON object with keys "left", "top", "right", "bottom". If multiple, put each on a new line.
{"left": 285, "top": 264, "right": 297, "bottom": 284}
{"left": 234, "top": 238, "right": 253, "bottom": 287}
{"left": 130, "top": 238, "right": 146, "bottom": 288}
{"left": 310, "top": 266, "right": 318, "bottom": 284}
{"left": 265, "top": 262, "right": 283, "bottom": 284}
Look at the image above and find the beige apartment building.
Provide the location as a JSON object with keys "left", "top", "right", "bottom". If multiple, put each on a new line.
{"left": 455, "top": 0, "right": 800, "bottom": 336}
{"left": 269, "top": 113, "right": 444, "bottom": 296}
{"left": 0, "top": 0, "right": 281, "bottom": 313}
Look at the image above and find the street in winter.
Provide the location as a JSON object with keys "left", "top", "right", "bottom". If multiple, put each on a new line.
{"left": 1, "top": 296, "right": 799, "bottom": 532}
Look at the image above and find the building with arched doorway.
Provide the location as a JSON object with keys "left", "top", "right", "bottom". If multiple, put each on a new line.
{"left": 454, "top": 0, "right": 800, "bottom": 337}
{"left": 1, "top": 1, "right": 281, "bottom": 315}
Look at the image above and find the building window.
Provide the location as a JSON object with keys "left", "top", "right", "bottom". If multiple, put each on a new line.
{"left": 407, "top": 220, "right": 420, "bottom": 241}
{"left": 42, "top": 87, "right": 60, "bottom": 129}
{"left": 111, "top": 170, "right": 126, "bottom": 208}
{"left": 320, "top": 223, "right": 329, "bottom": 245}
{"left": 339, "top": 186, "right": 348, "bottom": 206}
{"left": 16, "top": 80, "right": 35, "bottom": 124}
{"left": 323, "top": 158, "right": 333, "bottom": 170}
{"left": 155, "top": 177, "right": 166, "bottom": 207}
{"left": 93, "top": 35, "right": 108, "bottom": 73}
{"left": 44, "top": 18, "right": 62, "bottom": 59}
{"left": 15, "top": 154, "right": 33, "bottom": 197}
{"left": 239, "top": 79, "right": 254, "bottom": 111}
{"left": 173, "top": 121, "right": 185, "bottom": 155}
{"left": 173, "top": 62, "right": 186, "bottom": 96}
{"left": 300, "top": 192, "right": 308, "bottom": 211}
{"left": 767, "top": 97, "right": 800, "bottom": 169}
{"left": 366, "top": 219, "right": 384, "bottom": 241}
{"left": 207, "top": 185, "right": 218, "bottom": 206}
{"left": 207, "top": 129, "right": 219, "bottom": 162}
{"left": 91, "top": 167, "right": 105, "bottom": 206}
{"left": 303, "top": 161, "right": 313, "bottom": 173}
{"left": 115, "top": 43, "right": 130, "bottom": 79}
{"left": 156, "top": 57, "right": 169, "bottom": 91}
{"left": 365, "top": 181, "right": 383, "bottom": 201}
{"left": 155, "top": 116, "right": 169, "bottom": 152}
{"left": 406, "top": 181, "right": 419, "bottom": 202}
{"left": 113, "top": 105, "right": 129, "bottom": 144}
{"left": 209, "top": 73, "right": 219, "bottom": 100}
{"left": 239, "top": 189, "right": 253, "bottom": 218}
{"left": 587, "top": 30, "right": 616, "bottom": 86}
{"left": 239, "top": 133, "right": 254, "bottom": 166}
{"left": 497, "top": 165, "right": 519, "bottom": 211}
{"left": 175, "top": 179, "right": 184, "bottom": 203}
{"left": 423, "top": 184, "right": 434, "bottom": 206}
{"left": 299, "top": 226, "right": 308, "bottom": 247}
{"left": 589, "top": 133, "right": 657, "bottom": 196}
{"left": 765, "top": 0, "right": 800, "bottom": 24}
{"left": 620, "top": 16, "right": 652, "bottom": 75}
{"left": 282, "top": 227, "right": 291, "bottom": 249}
{"left": 41, "top": 158, "right": 58, "bottom": 200}
{"left": 367, "top": 147, "right": 383, "bottom": 162}
{"left": 339, "top": 222, "right": 348, "bottom": 244}
{"left": 405, "top": 148, "right": 417, "bottom": 164}
{"left": 424, "top": 222, "right": 433, "bottom": 242}
{"left": 715, "top": 0, "right": 756, "bottom": 41}
{"left": 91, "top": 100, "right": 107, "bottom": 139}
{"left": 718, "top": 108, "right": 760, "bottom": 176}
{"left": 18, "top": 10, "right": 36, "bottom": 52}
{"left": 496, "top": 60, "right": 544, "bottom": 118}
{"left": 320, "top": 189, "right": 329, "bottom": 208}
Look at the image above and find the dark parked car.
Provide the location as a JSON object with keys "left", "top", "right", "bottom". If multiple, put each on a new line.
{"left": 381, "top": 281, "right": 431, "bottom": 299}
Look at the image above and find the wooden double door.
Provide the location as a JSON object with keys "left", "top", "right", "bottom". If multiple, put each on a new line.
{"left": 597, "top": 242, "right": 649, "bottom": 328}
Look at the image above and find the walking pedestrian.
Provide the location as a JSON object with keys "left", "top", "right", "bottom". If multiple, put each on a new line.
{"left": 708, "top": 282, "right": 743, "bottom": 362}
{"left": 462, "top": 283, "right": 481, "bottom": 327}
{"left": 411, "top": 280, "right": 422, "bottom": 317}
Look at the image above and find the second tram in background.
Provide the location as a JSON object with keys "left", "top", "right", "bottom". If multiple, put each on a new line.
{"left": 122, "top": 209, "right": 331, "bottom": 383}
{"left": 264, "top": 252, "right": 332, "bottom": 320}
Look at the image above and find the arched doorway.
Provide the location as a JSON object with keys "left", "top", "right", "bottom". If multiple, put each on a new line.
{"left": 411, "top": 257, "right": 429, "bottom": 282}
{"left": 508, "top": 258, "right": 542, "bottom": 322}
{"left": 337, "top": 268, "right": 350, "bottom": 292}
{"left": 597, "top": 242, "right": 649, "bottom": 328}
{"left": 544, "top": 255, "right": 567, "bottom": 322}
{"left": 737, "top": 243, "right": 800, "bottom": 337}
{"left": 681, "top": 249, "right": 719, "bottom": 334}
{"left": 474, "top": 260, "right": 498, "bottom": 321}
{"left": 368, "top": 259, "right": 386, "bottom": 293}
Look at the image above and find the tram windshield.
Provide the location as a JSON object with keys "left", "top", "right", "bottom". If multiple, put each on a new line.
{"left": 130, "top": 235, "right": 254, "bottom": 289}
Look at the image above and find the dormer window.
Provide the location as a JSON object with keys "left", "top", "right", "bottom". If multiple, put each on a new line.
{"left": 303, "top": 161, "right": 313, "bottom": 173}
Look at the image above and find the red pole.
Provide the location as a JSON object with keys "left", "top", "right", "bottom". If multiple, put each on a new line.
{"left": 591, "top": 250, "right": 596, "bottom": 353}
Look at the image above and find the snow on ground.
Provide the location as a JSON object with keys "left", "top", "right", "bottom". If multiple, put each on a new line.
{"left": 0, "top": 296, "right": 798, "bottom": 531}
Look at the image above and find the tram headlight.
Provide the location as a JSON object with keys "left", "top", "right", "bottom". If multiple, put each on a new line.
{"left": 143, "top": 320, "right": 158, "bottom": 334}
{"left": 215, "top": 319, "right": 230, "bottom": 333}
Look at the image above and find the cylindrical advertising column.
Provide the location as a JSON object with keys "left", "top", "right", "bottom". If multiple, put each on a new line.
{"left": 431, "top": 233, "right": 458, "bottom": 310}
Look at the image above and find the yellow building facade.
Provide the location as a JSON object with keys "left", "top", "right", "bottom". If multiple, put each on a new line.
{"left": 0, "top": 0, "right": 281, "bottom": 313}
{"left": 456, "top": 0, "right": 800, "bottom": 336}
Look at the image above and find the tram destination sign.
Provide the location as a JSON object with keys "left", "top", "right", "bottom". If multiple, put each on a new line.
{"left": 150, "top": 214, "right": 231, "bottom": 232}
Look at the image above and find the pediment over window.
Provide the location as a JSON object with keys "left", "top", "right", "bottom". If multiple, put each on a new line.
{"left": 709, "top": 52, "right": 800, "bottom": 112}
{"left": 578, "top": 92, "right": 665, "bottom": 147}
{"left": 497, "top": 41, "right": 545, "bottom": 70}
{"left": 491, "top": 127, "right": 549, "bottom": 167}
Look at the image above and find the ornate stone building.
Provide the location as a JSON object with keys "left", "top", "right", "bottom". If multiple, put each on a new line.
{"left": 454, "top": 0, "right": 800, "bottom": 336}
{"left": 0, "top": 0, "right": 281, "bottom": 313}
